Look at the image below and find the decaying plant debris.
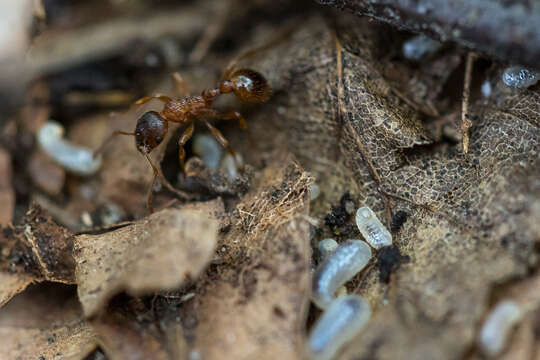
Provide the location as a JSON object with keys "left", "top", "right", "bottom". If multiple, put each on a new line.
{"left": 0, "top": 1, "right": 538, "bottom": 359}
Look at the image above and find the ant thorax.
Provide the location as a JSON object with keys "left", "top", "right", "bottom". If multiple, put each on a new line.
{"left": 162, "top": 96, "right": 207, "bottom": 123}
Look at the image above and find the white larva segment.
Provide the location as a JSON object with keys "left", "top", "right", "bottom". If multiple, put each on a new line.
{"left": 309, "top": 183, "right": 320, "bottom": 201}
{"left": 312, "top": 240, "right": 371, "bottom": 309}
{"left": 479, "top": 300, "right": 522, "bottom": 357}
{"left": 402, "top": 34, "right": 441, "bottom": 61}
{"left": 355, "top": 206, "right": 392, "bottom": 249}
{"left": 317, "top": 238, "right": 338, "bottom": 261}
{"left": 306, "top": 295, "right": 371, "bottom": 360}
{"left": 192, "top": 134, "right": 222, "bottom": 170}
{"left": 37, "top": 121, "right": 102, "bottom": 176}
{"left": 221, "top": 153, "right": 243, "bottom": 180}
{"left": 502, "top": 66, "right": 540, "bottom": 89}
{"left": 481, "top": 80, "right": 492, "bottom": 98}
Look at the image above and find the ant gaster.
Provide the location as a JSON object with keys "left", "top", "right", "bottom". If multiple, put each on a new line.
{"left": 95, "top": 67, "right": 271, "bottom": 213}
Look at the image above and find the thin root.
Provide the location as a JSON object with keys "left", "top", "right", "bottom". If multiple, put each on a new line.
{"left": 461, "top": 52, "right": 476, "bottom": 153}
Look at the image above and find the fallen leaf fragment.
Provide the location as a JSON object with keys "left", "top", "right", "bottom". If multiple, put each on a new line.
{"left": 185, "top": 156, "right": 313, "bottom": 360}
{"left": 90, "top": 307, "right": 170, "bottom": 360}
{"left": 0, "top": 148, "right": 15, "bottom": 225}
{"left": 74, "top": 200, "right": 221, "bottom": 317}
{"left": 0, "top": 272, "right": 33, "bottom": 308}
{"left": 0, "top": 283, "right": 97, "bottom": 360}
{"left": 27, "top": 149, "right": 66, "bottom": 195}
{"left": 0, "top": 203, "right": 76, "bottom": 287}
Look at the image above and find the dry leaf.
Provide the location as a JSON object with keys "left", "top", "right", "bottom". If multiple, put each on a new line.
{"left": 0, "top": 203, "right": 76, "bottom": 285}
{"left": 235, "top": 14, "right": 539, "bottom": 359}
{"left": 0, "top": 283, "right": 97, "bottom": 360}
{"left": 27, "top": 149, "right": 66, "bottom": 196}
{"left": 0, "top": 148, "right": 15, "bottom": 225}
{"left": 0, "top": 272, "right": 33, "bottom": 308}
{"left": 90, "top": 306, "right": 170, "bottom": 360}
{"left": 180, "top": 155, "right": 313, "bottom": 360}
{"left": 74, "top": 200, "right": 221, "bottom": 317}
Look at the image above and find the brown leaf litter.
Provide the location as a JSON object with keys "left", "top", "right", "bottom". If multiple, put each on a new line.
{"left": 0, "top": 283, "right": 97, "bottom": 360}
{"left": 231, "top": 13, "right": 540, "bottom": 359}
{"left": 0, "top": 203, "right": 76, "bottom": 286}
{"left": 1, "top": 1, "right": 539, "bottom": 359}
{"left": 74, "top": 200, "right": 221, "bottom": 317}
{"left": 0, "top": 148, "right": 15, "bottom": 225}
{"left": 179, "top": 155, "right": 313, "bottom": 360}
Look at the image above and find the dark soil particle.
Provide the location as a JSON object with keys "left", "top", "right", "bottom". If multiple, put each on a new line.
{"left": 377, "top": 245, "right": 410, "bottom": 284}
{"left": 390, "top": 210, "right": 409, "bottom": 232}
{"left": 324, "top": 192, "right": 356, "bottom": 236}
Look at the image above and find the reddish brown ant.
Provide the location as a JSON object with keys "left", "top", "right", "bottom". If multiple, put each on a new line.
{"left": 95, "top": 66, "right": 271, "bottom": 213}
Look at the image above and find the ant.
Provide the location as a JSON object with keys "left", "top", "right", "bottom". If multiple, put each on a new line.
{"left": 95, "top": 66, "right": 272, "bottom": 213}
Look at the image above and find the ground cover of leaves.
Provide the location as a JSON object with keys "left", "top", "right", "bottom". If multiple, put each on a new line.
{"left": 0, "top": 1, "right": 538, "bottom": 359}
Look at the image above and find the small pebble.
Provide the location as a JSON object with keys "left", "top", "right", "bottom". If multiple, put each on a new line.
{"left": 317, "top": 238, "right": 338, "bottom": 261}
{"left": 479, "top": 300, "right": 522, "bottom": 357}
{"left": 312, "top": 239, "right": 371, "bottom": 309}
{"left": 356, "top": 206, "right": 392, "bottom": 249}
{"left": 306, "top": 295, "right": 371, "bottom": 360}
{"left": 402, "top": 34, "right": 441, "bottom": 61}
{"left": 502, "top": 66, "right": 539, "bottom": 89}
{"left": 335, "top": 285, "right": 347, "bottom": 298}
{"left": 100, "top": 203, "right": 126, "bottom": 226}
{"left": 37, "top": 121, "right": 102, "bottom": 176}
{"left": 81, "top": 212, "right": 93, "bottom": 227}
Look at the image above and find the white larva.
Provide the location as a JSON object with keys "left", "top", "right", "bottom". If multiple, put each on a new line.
{"left": 220, "top": 153, "right": 243, "bottom": 180}
{"left": 501, "top": 66, "right": 539, "bottom": 89}
{"left": 316, "top": 238, "right": 338, "bottom": 261}
{"left": 193, "top": 134, "right": 222, "bottom": 170}
{"left": 478, "top": 300, "right": 522, "bottom": 357}
{"left": 402, "top": 34, "right": 441, "bottom": 61}
{"left": 306, "top": 295, "right": 371, "bottom": 360}
{"left": 481, "top": 80, "right": 492, "bottom": 98}
{"left": 355, "top": 206, "right": 392, "bottom": 249}
{"left": 309, "top": 183, "right": 321, "bottom": 201}
{"left": 37, "top": 121, "right": 102, "bottom": 176}
{"left": 312, "top": 239, "right": 371, "bottom": 309}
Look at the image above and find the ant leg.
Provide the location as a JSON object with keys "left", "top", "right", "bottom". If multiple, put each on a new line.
{"left": 144, "top": 153, "right": 193, "bottom": 213}
{"left": 172, "top": 72, "right": 187, "bottom": 95}
{"left": 144, "top": 154, "right": 159, "bottom": 214}
{"left": 178, "top": 122, "right": 195, "bottom": 173}
{"left": 93, "top": 130, "right": 134, "bottom": 158}
{"left": 112, "top": 95, "right": 172, "bottom": 116}
{"left": 203, "top": 120, "right": 235, "bottom": 157}
{"left": 219, "top": 111, "right": 248, "bottom": 130}
{"left": 196, "top": 109, "right": 248, "bottom": 130}
{"left": 134, "top": 95, "right": 172, "bottom": 106}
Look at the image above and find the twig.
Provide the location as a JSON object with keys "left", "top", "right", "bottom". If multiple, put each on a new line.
{"left": 188, "top": 0, "right": 230, "bottom": 63}
{"left": 26, "top": 2, "right": 211, "bottom": 77}
{"left": 334, "top": 33, "right": 394, "bottom": 228}
{"left": 461, "top": 52, "right": 476, "bottom": 153}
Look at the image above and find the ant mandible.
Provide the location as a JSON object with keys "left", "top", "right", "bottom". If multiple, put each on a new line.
{"left": 95, "top": 66, "right": 271, "bottom": 213}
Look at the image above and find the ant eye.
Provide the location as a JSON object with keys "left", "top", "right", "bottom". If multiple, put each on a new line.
{"left": 155, "top": 135, "right": 163, "bottom": 143}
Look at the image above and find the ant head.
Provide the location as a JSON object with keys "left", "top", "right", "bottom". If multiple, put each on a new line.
{"left": 230, "top": 69, "right": 272, "bottom": 103}
{"left": 135, "top": 111, "right": 168, "bottom": 154}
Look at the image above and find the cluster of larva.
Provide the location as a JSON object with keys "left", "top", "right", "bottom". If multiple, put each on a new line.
{"left": 306, "top": 206, "right": 393, "bottom": 360}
